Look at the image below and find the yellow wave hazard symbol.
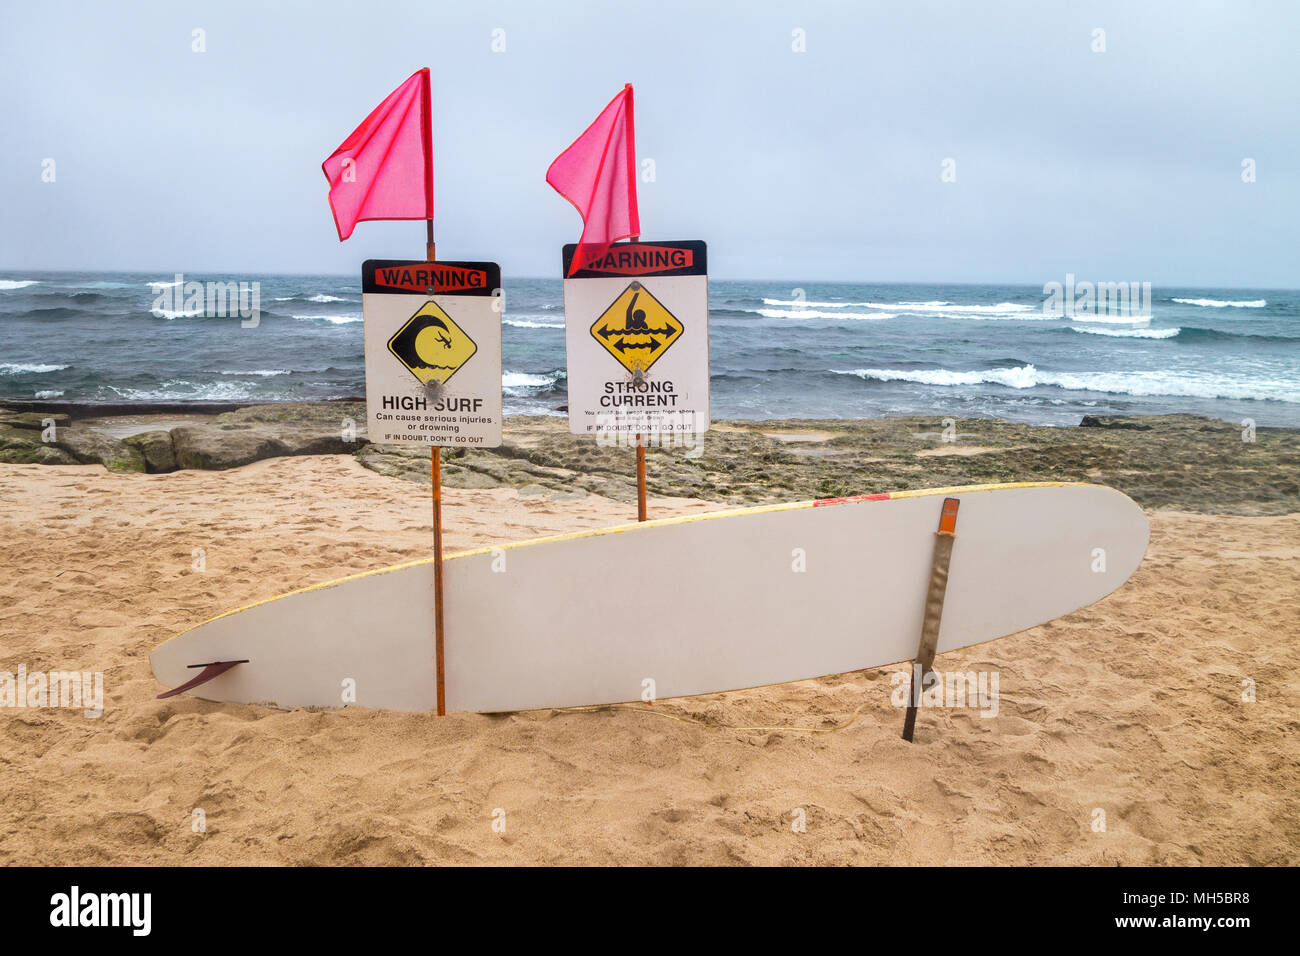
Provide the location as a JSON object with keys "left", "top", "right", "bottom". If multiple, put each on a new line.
{"left": 387, "top": 301, "right": 478, "bottom": 385}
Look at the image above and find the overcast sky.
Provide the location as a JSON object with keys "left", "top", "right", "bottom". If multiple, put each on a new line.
{"left": 2, "top": 0, "right": 1296, "bottom": 285}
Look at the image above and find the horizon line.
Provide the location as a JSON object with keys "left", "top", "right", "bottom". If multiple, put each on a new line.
{"left": 2, "top": 268, "right": 1297, "bottom": 293}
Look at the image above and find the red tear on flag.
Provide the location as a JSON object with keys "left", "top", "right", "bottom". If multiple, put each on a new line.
{"left": 322, "top": 68, "right": 434, "bottom": 241}
{"left": 546, "top": 84, "right": 641, "bottom": 276}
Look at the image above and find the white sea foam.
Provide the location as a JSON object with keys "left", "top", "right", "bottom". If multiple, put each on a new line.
{"left": 291, "top": 313, "right": 361, "bottom": 324}
{"left": 307, "top": 293, "right": 346, "bottom": 303}
{"left": 946, "top": 310, "right": 1059, "bottom": 321}
{"left": 502, "top": 371, "right": 564, "bottom": 391}
{"left": 1, "top": 362, "right": 69, "bottom": 374}
{"left": 33, "top": 390, "right": 64, "bottom": 398}
{"left": 219, "top": 369, "right": 292, "bottom": 377}
{"left": 759, "top": 299, "right": 961, "bottom": 310}
{"left": 1172, "top": 297, "right": 1266, "bottom": 308}
{"left": 893, "top": 301, "right": 1035, "bottom": 314}
{"left": 1069, "top": 312, "right": 1152, "bottom": 325}
{"left": 1071, "top": 326, "right": 1180, "bottom": 339}
{"left": 756, "top": 300, "right": 1039, "bottom": 321}
{"left": 834, "top": 366, "right": 1040, "bottom": 388}
{"left": 153, "top": 308, "right": 207, "bottom": 319}
{"left": 0, "top": 280, "right": 39, "bottom": 291}
{"left": 762, "top": 298, "right": 873, "bottom": 308}
{"left": 147, "top": 279, "right": 183, "bottom": 289}
{"left": 833, "top": 364, "right": 1298, "bottom": 402}
{"left": 756, "top": 308, "right": 896, "bottom": 320}
{"left": 100, "top": 381, "right": 270, "bottom": 401}
{"left": 504, "top": 319, "right": 565, "bottom": 329}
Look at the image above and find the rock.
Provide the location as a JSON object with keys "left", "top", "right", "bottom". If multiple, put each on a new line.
{"left": 170, "top": 424, "right": 287, "bottom": 470}
{"left": 167, "top": 402, "right": 369, "bottom": 470}
{"left": 353, "top": 445, "right": 522, "bottom": 489}
{"left": 1079, "top": 415, "right": 1153, "bottom": 430}
{"left": 0, "top": 410, "right": 70, "bottom": 431}
{"left": 52, "top": 428, "right": 146, "bottom": 472}
{"left": 443, "top": 466, "right": 506, "bottom": 490}
{"left": 215, "top": 401, "right": 367, "bottom": 435}
{"left": 123, "top": 430, "right": 177, "bottom": 472}
{"left": 493, "top": 440, "right": 534, "bottom": 462}
{"left": 276, "top": 430, "right": 364, "bottom": 456}
{"left": 352, "top": 438, "right": 643, "bottom": 500}
{"left": 352, "top": 447, "right": 431, "bottom": 483}
{"left": 0, "top": 401, "right": 371, "bottom": 472}
{"left": 0, "top": 424, "right": 79, "bottom": 464}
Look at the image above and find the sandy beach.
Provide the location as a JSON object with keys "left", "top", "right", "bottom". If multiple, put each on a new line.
{"left": 2, "top": 426, "right": 1297, "bottom": 865}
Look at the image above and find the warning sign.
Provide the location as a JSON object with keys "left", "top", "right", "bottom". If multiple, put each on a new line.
{"left": 362, "top": 259, "right": 502, "bottom": 448}
{"left": 562, "top": 240, "right": 709, "bottom": 437}
{"left": 590, "top": 282, "right": 683, "bottom": 374}
{"left": 388, "top": 301, "right": 478, "bottom": 385}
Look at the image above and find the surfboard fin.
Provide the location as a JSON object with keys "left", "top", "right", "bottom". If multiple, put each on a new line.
{"left": 156, "top": 660, "right": 247, "bottom": 700}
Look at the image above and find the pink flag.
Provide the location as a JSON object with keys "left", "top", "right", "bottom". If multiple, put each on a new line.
{"left": 547, "top": 84, "right": 641, "bottom": 275}
{"left": 322, "top": 68, "right": 433, "bottom": 241}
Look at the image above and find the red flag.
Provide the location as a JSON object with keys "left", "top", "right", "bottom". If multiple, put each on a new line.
{"left": 547, "top": 84, "right": 641, "bottom": 275}
{"left": 322, "top": 68, "right": 434, "bottom": 241}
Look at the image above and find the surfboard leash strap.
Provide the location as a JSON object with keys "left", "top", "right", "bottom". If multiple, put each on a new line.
{"left": 902, "top": 497, "right": 960, "bottom": 742}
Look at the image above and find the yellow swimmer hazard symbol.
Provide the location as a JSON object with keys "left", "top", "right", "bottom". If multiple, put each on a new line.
{"left": 387, "top": 301, "right": 478, "bottom": 385}
{"left": 590, "top": 281, "right": 684, "bottom": 374}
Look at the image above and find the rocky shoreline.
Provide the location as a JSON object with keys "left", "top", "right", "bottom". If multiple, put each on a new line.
{"left": 1, "top": 401, "right": 1296, "bottom": 515}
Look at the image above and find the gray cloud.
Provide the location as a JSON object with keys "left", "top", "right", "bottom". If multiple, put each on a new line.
{"left": 1, "top": 0, "right": 1295, "bottom": 286}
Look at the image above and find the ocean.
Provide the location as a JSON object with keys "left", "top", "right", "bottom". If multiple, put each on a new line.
{"left": 2, "top": 271, "right": 1297, "bottom": 426}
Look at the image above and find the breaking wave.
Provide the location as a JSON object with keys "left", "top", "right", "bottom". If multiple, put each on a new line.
{"left": 291, "top": 313, "right": 361, "bottom": 324}
{"left": 504, "top": 318, "right": 565, "bottom": 329}
{"left": 756, "top": 308, "right": 897, "bottom": 320}
{"left": 502, "top": 370, "right": 565, "bottom": 394}
{"left": 832, "top": 364, "right": 1298, "bottom": 402}
{"left": 1070, "top": 326, "right": 1180, "bottom": 339}
{"left": 1172, "top": 297, "right": 1266, "bottom": 308}
{"left": 1, "top": 362, "right": 70, "bottom": 374}
{"left": 153, "top": 307, "right": 207, "bottom": 319}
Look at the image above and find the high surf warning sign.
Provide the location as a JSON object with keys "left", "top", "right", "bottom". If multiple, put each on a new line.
{"left": 562, "top": 240, "right": 709, "bottom": 436}
{"left": 362, "top": 259, "right": 502, "bottom": 447}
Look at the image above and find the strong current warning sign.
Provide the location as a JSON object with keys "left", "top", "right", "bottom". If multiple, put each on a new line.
{"left": 562, "top": 240, "right": 709, "bottom": 436}
{"left": 362, "top": 259, "right": 502, "bottom": 448}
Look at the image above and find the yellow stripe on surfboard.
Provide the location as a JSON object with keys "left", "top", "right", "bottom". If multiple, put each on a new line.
{"left": 156, "top": 480, "right": 1088, "bottom": 646}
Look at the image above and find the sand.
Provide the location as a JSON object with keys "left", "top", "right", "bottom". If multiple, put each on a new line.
{"left": 1, "top": 454, "right": 1296, "bottom": 865}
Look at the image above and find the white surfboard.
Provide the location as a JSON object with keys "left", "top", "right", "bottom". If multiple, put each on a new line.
{"left": 150, "top": 481, "right": 1148, "bottom": 713}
